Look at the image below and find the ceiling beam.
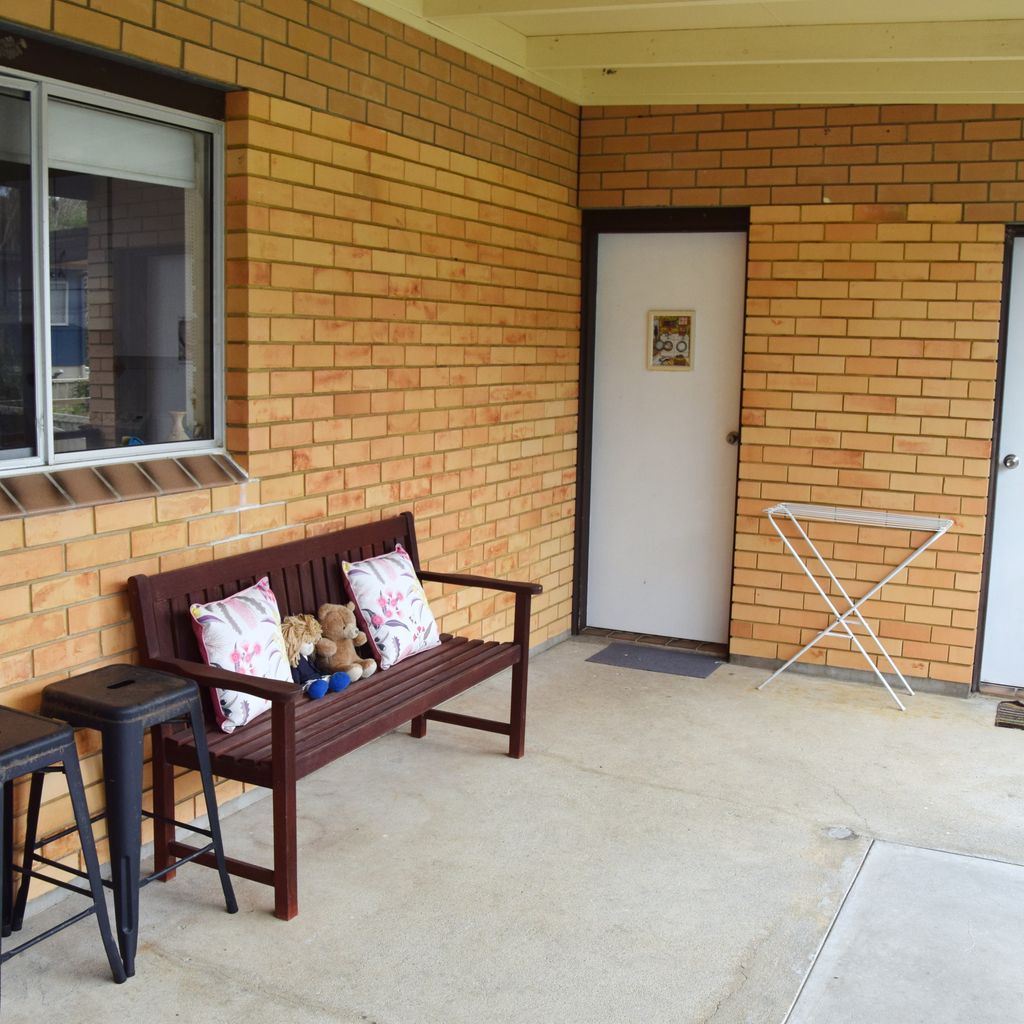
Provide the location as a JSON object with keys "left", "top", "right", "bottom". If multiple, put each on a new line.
{"left": 423, "top": 0, "right": 811, "bottom": 19}
{"left": 577, "top": 58, "right": 1024, "bottom": 104}
{"left": 527, "top": 19, "right": 1024, "bottom": 70}
{"left": 425, "top": 0, "right": 1024, "bottom": 21}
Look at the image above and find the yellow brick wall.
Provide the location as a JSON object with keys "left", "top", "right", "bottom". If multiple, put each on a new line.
{"left": 580, "top": 103, "right": 1012, "bottom": 686}
{"left": 223, "top": 90, "right": 579, "bottom": 636}
{"left": 0, "top": 0, "right": 580, "bottom": 880}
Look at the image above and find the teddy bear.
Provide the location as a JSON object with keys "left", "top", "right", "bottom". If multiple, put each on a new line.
{"left": 280, "top": 613, "right": 351, "bottom": 699}
{"left": 315, "top": 602, "right": 377, "bottom": 682}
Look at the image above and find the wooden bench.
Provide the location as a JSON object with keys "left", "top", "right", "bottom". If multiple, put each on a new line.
{"left": 127, "top": 511, "right": 541, "bottom": 920}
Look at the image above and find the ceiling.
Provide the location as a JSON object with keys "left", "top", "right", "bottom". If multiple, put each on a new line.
{"left": 357, "top": 0, "right": 1024, "bottom": 106}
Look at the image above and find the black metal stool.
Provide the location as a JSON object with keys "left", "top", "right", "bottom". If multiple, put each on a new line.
{"left": 38, "top": 665, "right": 237, "bottom": 977}
{"left": 0, "top": 706, "right": 126, "bottom": 996}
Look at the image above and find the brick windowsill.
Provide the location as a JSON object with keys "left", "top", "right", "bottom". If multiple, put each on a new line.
{"left": 0, "top": 454, "right": 247, "bottom": 520}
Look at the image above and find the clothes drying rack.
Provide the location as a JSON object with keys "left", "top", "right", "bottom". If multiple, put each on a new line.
{"left": 758, "top": 503, "right": 954, "bottom": 710}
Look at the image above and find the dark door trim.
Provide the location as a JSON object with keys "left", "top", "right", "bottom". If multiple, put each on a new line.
{"left": 974, "top": 223, "right": 1024, "bottom": 692}
{"left": 572, "top": 206, "right": 751, "bottom": 638}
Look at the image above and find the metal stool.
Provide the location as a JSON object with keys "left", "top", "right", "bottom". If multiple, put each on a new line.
{"left": 0, "top": 706, "right": 126, "bottom": 997}
{"left": 39, "top": 665, "right": 237, "bottom": 977}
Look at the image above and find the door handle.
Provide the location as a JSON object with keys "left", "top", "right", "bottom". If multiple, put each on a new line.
{"left": 1004, "top": 453, "right": 1020, "bottom": 469}
{"left": 726, "top": 430, "right": 740, "bottom": 446}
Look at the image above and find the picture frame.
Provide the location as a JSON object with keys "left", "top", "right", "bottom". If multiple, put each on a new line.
{"left": 647, "top": 310, "right": 694, "bottom": 371}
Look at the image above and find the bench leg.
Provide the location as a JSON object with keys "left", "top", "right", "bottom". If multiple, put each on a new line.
{"left": 411, "top": 714, "right": 427, "bottom": 738}
{"left": 271, "top": 702, "right": 298, "bottom": 921}
{"left": 508, "top": 590, "right": 531, "bottom": 759}
{"left": 151, "top": 724, "right": 177, "bottom": 883}
{"left": 509, "top": 661, "right": 527, "bottom": 759}
{"left": 272, "top": 777, "right": 298, "bottom": 921}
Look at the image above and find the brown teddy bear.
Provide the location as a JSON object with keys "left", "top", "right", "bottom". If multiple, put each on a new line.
{"left": 315, "top": 602, "right": 377, "bottom": 682}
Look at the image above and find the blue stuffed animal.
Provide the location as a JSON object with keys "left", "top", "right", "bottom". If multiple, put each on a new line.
{"left": 281, "top": 614, "right": 350, "bottom": 700}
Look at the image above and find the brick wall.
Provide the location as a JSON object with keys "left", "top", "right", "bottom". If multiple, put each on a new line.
{"left": 580, "top": 103, "right": 1013, "bottom": 685}
{"left": 223, "top": 90, "right": 579, "bottom": 633}
{"left": 0, "top": 0, "right": 580, "bottom": 876}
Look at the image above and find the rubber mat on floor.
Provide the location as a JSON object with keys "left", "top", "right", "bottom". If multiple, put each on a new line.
{"left": 585, "top": 643, "right": 720, "bottom": 678}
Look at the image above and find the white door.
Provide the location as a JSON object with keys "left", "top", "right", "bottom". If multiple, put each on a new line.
{"left": 586, "top": 231, "right": 746, "bottom": 643}
{"left": 981, "top": 235, "right": 1024, "bottom": 685}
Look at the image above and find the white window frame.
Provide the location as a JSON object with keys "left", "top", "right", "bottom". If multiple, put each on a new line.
{"left": 0, "top": 69, "right": 225, "bottom": 476}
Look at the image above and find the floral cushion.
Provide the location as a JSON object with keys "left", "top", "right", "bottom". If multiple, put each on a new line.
{"left": 189, "top": 577, "right": 292, "bottom": 733}
{"left": 342, "top": 544, "right": 441, "bottom": 670}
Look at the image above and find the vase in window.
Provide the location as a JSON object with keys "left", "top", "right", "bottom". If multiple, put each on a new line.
{"left": 166, "top": 410, "right": 189, "bottom": 442}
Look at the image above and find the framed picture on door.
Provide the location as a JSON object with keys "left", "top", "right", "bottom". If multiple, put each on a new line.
{"left": 647, "top": 310, "right": 694, "bottom": 370}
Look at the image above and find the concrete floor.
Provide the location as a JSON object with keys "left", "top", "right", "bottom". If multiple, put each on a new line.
{"left": 4, "top": 637, "right": 1023, "bottom": 1024}
{"left": 787, "top": 842, "right": 1024, "bottom": 1023}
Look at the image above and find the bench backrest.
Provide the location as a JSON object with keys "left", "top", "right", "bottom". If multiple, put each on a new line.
{"left": 129, "top": 512, "right": 419, "bottom": 664}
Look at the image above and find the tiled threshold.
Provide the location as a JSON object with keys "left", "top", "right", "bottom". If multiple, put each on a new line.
{"left": 580, "top": 626, "right": 728, "bottom": 661}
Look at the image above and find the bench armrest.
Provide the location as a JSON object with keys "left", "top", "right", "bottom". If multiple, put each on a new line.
{"left": 418, "top": 571, "right": 543, "bottom": 596}
{"left": 142, "top": 656, "right": 303, "bottom": 704}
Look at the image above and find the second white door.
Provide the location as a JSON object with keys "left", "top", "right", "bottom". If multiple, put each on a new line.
{"left": 586, "top": 230, "right": 747, "bottom": 642}
{"left": 981, "top": 234, "right": 1024, "bottom": 686}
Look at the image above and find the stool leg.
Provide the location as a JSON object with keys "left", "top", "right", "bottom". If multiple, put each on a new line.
{"left": 101, "top": 725, "right": 144, "bottom": 978}
{"left": 186, "top": 706, "right": 237, "bottom": 914}
{"left": 63, "top": 753, "right": 126, "bottom": 985}
{"left": 1, "top": 780, "right": 12, "bottom": 938}
{"left": 10, "top": 772, "right": 45, "bottom": 933}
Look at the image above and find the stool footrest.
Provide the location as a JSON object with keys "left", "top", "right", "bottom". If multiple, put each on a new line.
{"left": 12, "top": 859, "right": 94, "bottom": 900}
{"left": 1, "top": 906, "right": 98, "bottom": 963}
{"left": 143, "top": 842, "right": 215, "bottom": 885}
{"left": 142, "top": 808, "right": 215, "bottom": 841}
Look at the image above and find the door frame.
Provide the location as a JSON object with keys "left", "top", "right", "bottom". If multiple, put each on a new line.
{"left": 572, "top": 206, "right": 751, "bottom": 638}
{"left": 974, "top": 223, "right": 1024, "bottom": 692}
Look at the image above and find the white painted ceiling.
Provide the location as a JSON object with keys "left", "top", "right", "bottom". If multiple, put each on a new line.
{"left": 358, "top": 0, "right": 1024, "bottom": 106}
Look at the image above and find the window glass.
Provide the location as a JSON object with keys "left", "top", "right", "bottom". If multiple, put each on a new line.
{"left": 47, "top": 101, "right": 213, "bottom": 454}
{"left": 0, "top": 88, "right": 36, "bottom": 461}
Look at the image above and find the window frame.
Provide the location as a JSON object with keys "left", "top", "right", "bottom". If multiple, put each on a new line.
{"left": 0, "top": 68, "right": 225, "bottom": 476}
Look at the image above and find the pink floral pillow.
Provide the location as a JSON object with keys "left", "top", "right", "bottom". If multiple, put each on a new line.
{"left": 189, "top": 577, "right": 292, "bottom": 732}
{"left": 342, "top": 544, "right": 440, "bottom": 670}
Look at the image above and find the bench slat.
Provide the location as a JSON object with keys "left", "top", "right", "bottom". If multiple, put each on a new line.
{"left": 163, "top": 637, "right": 518, "bottom": 779}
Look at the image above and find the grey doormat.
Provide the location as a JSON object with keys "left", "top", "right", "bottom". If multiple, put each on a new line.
{"left": 786, "top": 841, "right": 1024, "bottom": 1023}
{"left": 586, "top": 643, "right": 721, "bottom": 678}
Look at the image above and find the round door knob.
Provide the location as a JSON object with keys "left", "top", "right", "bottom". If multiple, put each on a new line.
{"left": 1004, "top": 454, "right": 1020, "bottom": 469}
{"left": 726, "top": 430, "right": 740, "bottom": 446}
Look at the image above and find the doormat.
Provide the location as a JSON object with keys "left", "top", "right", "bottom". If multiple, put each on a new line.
{"left": 586, "top": 643, "right": 721, "bottom": 679}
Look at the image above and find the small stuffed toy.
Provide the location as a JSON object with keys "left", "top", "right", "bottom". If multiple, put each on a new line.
{"left": 315, "top": 602, "right": 377, "bottom": 681}
{"left": 280, "top": 614, "right": 350, "bottom": 700}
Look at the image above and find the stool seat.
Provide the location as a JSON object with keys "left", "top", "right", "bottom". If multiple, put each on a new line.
{"left": 39, "top": 664, "right": 236, "bottom": 978}
{"left": 0, "top": 708, "right": 74, "bottom": 768}
{"left": 0, "top": 706, "right": 126, "bottom": 996}
{"left": 40, "top": 666, "right": 198, "bottom": 728}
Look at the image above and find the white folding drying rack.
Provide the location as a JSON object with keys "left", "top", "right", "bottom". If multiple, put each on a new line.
{"left": 758, "top": 503, "right": 954, "bottom": 710}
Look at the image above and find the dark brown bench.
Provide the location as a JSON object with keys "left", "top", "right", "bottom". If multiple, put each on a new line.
{"left": 127, "top": 511, "right": 541, "bottom": 920}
